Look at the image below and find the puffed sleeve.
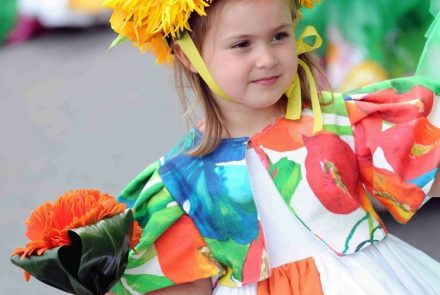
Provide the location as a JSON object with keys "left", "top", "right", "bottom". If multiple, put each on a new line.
{"left": 111, "top": 160, "right": 223, "bottom": 294}
{"left": 344, "top": 76, "right": 440, "bottom": 224}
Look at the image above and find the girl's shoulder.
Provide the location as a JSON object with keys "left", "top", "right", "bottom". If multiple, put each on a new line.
{"left": 342, "top": 76, "right": 440, "bottom": 126}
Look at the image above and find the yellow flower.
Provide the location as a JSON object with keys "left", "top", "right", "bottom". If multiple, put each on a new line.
{"left": 105, "top": 0, "right": 320, "bottom": 63}
{"left": 104, "top": 0, "right": 212, "bottom": 63}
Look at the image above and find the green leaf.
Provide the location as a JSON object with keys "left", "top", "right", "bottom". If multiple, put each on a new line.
{"left": 71, "top": 209, "right": 134, "bottom": 294}
{"left": 11, "top": 248, "right": 76, "bottom": 294}
{"left": 11, "top": 210, "right": 135, "bottom": 295}
{"left": 109, "top": 35, "right": 129, "bottom": 49}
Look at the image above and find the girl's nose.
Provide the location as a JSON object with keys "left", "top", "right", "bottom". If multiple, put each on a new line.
{"left": 255, "top": 46, "right": 278, "bottom": 69}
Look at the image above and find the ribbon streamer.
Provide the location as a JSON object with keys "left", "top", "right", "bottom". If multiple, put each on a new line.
{"left": 176, "top": 33, "right": 235, "bottom": 101}
{"left": 285, "top": 25, "right": 323, "bottom": 133}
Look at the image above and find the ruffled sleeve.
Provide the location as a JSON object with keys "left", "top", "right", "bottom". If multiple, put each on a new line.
{"left": 112, "top": 161, "right": 223, "bottom": 294}
{"left": 344, "top": 76, "right": 440, "bottom": 224}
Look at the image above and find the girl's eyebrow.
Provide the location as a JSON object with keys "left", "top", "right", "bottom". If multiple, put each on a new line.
{"left": 270, "top": 23, "right": 294, "bottom": 32}
{"left": 223, "top": 22, "right": 293, "bottom": 42}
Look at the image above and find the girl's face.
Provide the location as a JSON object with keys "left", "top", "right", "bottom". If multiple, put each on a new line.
{"left": 202, "top": 0, "right": 298, "bottom": 114}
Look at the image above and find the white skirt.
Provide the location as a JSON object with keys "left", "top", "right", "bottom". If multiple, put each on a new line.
{"left": 214, "top": 234, "right": 440, "bottom": 295}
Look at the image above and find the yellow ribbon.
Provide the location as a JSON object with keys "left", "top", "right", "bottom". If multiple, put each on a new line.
{"left": 285, "top": 75, "right": 302, "bottom": 120}
{"left": 285, "top": 25, "right": 323, "bottom": 133}
{"left": 176, "top": 32, "right": 235, "bottom": 101}
{"left": 296, "top": 26, "right": 323, "bottom": 55}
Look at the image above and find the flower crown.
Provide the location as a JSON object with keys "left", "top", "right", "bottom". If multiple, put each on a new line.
{"left": 104, "top": 0, "right": 320, "bottom": 63}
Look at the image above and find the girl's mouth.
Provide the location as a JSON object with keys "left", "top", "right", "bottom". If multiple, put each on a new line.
{"left": 252, "top": 76, "right": 280, "bottom": 86}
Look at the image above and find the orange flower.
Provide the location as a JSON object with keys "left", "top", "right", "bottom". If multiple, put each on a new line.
{"left": 131, "top": 218, "right": 142, "bottom": 249}
{"left": 13, "top": 189, "right": 141, "bottom": 259}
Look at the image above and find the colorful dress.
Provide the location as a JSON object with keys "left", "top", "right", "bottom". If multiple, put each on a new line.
{"left": 112, "top": 76, "right": 440, "bottom": 294}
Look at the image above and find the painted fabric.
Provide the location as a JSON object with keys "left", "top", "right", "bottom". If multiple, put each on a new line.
{"left": 214, "top": 236, "right": 440, "bottom": 295}
{"left": 214, "top": 149, "right": 440, "bottom": 295}
{"left": 345, "top": 77, "right": 440, "bottom": 222}
{"left": 160, "top": 132, "right": 269, "bottom": 287}
{"left": 112, "top": 161, "right": 222, "bottom": 294}
{"left": 114, "top": 76, "right": 440, "bottom": 294}
{"left": 256, "top": 257, "right": 324, "bottom": 295}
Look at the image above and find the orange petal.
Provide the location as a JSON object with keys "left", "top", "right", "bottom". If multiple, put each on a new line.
{"left": 130, "top": 221, "right": 143, "bottom": 249}
{"left": 11, "top": 247, "right": 26, "bottom": 257}
{"left": 16, "top": 189, "right": 126, "bottom": 257}
{"left": 24, "top": 271, "right": 31, "bottom": 282}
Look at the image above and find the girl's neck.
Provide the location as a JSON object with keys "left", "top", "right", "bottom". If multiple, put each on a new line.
{"left": 220, "top": 104, "right": 284, "bottom": 138}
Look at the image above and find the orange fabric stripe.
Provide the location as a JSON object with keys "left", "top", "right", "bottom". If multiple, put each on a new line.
{"left": 155, "top": 215, "right": 221, "bottom": 283}
{"left": 257, "top": 257, "right": 324, "bottom": 295}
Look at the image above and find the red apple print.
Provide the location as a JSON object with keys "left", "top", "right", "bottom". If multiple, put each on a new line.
{"left": 373, "top": 118, "right": 440, "bottom": 180}
{"left": 355, "top": 86, "right": 433, "bottom": 124}
{"left": 352, "top": 115, "right": 382, "bottom": 157}
{"left": 304, "top": 133, "right": 360, "bottom": 214}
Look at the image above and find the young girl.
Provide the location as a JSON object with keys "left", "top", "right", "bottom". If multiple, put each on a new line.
{"left": 105, "top": 0, "right": 440, "bottom": 294}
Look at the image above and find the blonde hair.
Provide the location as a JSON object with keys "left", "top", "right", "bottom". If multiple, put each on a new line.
{"left": 173, "top": 0, "right": 328, "bottom": 156}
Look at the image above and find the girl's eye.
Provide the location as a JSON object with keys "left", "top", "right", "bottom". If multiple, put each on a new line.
{"left": 273, "top": 32, "right": 289, "bottom": 41}
{"left": 232, "top": 41, "right": 250, "bottom": 49}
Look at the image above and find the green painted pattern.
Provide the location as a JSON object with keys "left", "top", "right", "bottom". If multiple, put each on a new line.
{"left": 321, "top": 92, "right": 350, "bottom": 117}
{"left": 320, "top": 91, "right": 354, "bottom": 137}
{"left": 126, "top": 243, "right": 158, "bottom": 269}
{"left": 118, "top": 160, "right": 184, "bottom": 243}
{"left": 346, "top": 76, "right": 440, "bottom": 95}
{"left": 115, "top": 160, "right": 184, "bottom": 293}
{"left": 205, "top": 237, "right": 250, "bottom": 282}
{"left": 117, "top": 274, "right": 174, "bottom": 294}
{"left": 111, "top": 282, "right": 131, "bottom": 295}
{"left": 139, "top": 205, "right": 183, "bottom": 247}
{"left": 269, "top": 157, "right": 302, "bottom": 205}
{"left": 343, "top": 213, "right": 369, "bottom": 254}
{"left": 367, "top": 212, "right": 375, "bottom": 238}
{"left": 119, "top": 161, "right": 161, "bottom": 203}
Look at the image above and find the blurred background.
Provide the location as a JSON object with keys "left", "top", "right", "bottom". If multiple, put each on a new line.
{"left": 1, "top": 0, "right": 439, "bottom": 294}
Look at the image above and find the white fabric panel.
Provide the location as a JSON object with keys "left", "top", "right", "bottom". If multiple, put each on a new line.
{"left": 314, "top": 235, "right": 440, "bottom": 295}
{"left": 213, "top": 148, "right": 440, "bottom": 295}
{"left": 246, "top": 148, "right": 328, "bottom": 268}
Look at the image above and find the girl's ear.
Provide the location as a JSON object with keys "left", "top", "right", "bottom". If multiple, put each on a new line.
{"left": 173, "top": 43, "right": 197, "bottom": 73}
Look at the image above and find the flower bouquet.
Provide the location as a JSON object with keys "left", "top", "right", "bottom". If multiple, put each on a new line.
{"left": 11, "top": 189, "right": 142, "bottom": 295}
